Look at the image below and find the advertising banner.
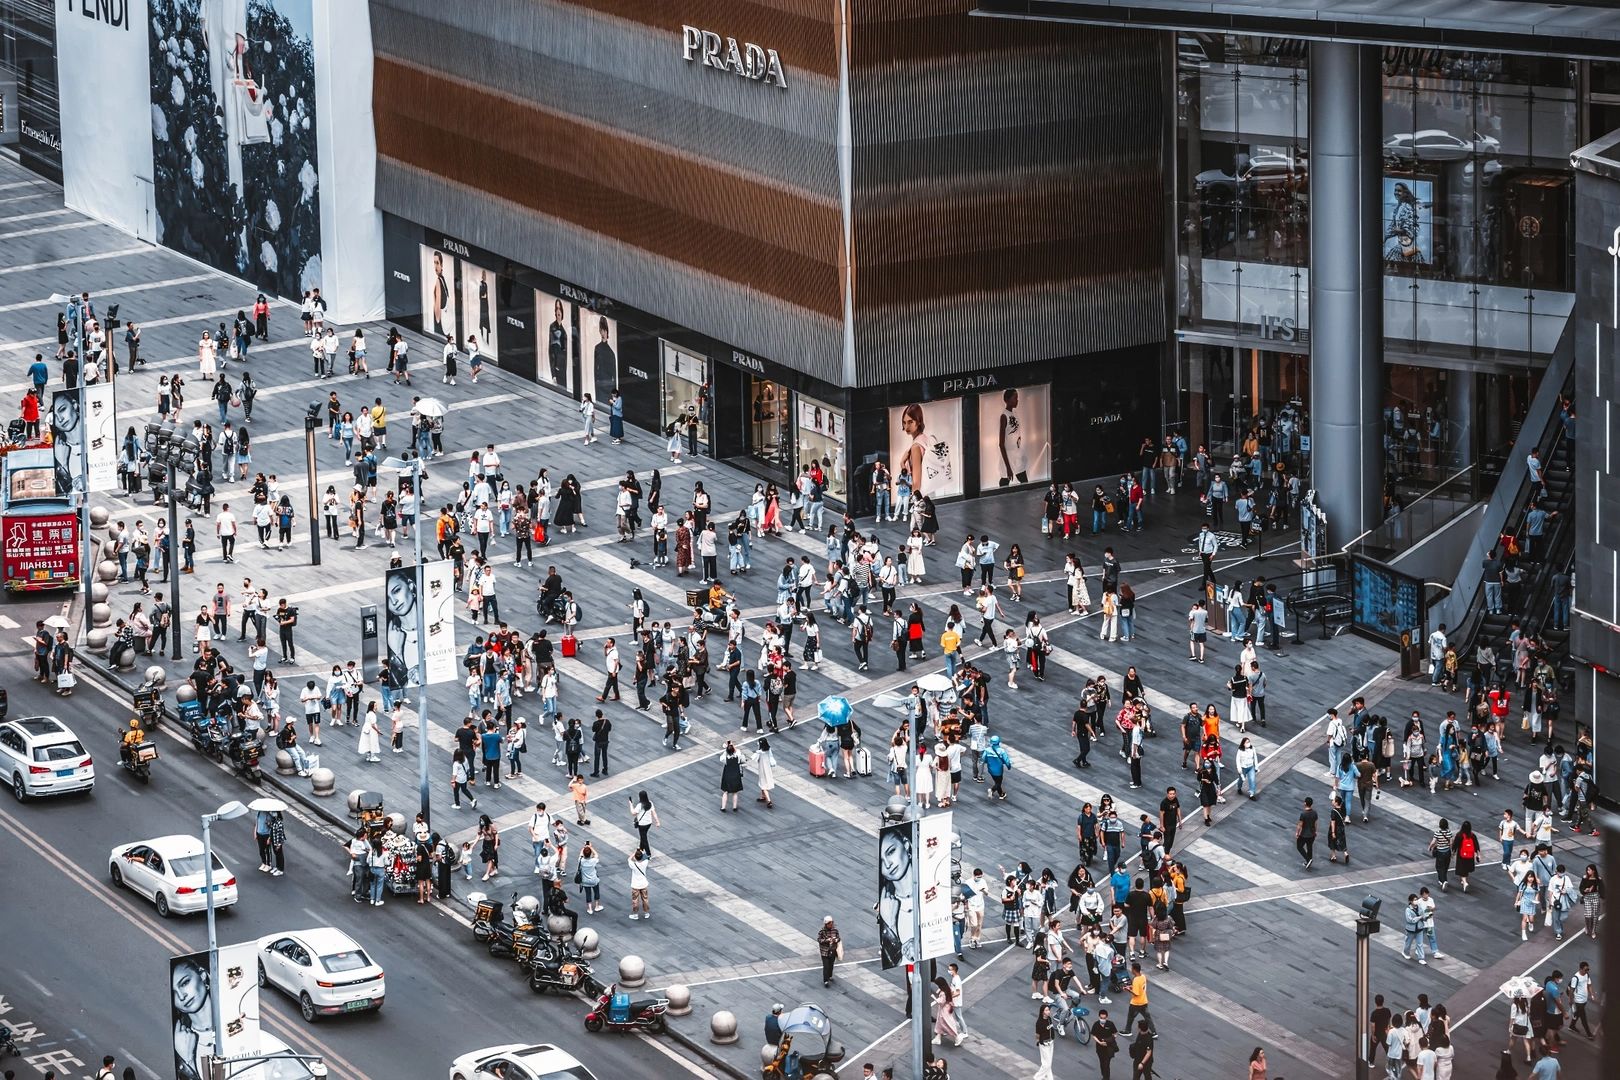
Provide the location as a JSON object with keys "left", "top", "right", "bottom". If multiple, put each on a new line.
{"left": 917, "top": 811, "right": 955, "bottom": 960}
{"left": 582, "top": 310, "right": 618, "bottom": 404}
{"left": 536, "top": 292, "right": 573, "bottom": 392}
{"left": 384, "top": 560, "right": 457, "bottom": 689}
{"left": 1382, "top": 177, "right": 1433, "bottom": 265}
{"left": 3, "top": 513, "right": 80, "bottom": 589}
{"left": 49, "top": 388, "right": 84, "bottom": 498}
{"left": 888, "top": 400, "right": 962, "bottom": 501}
{"left": 50, "top": 384, "right": 116, "bottom": 496}
{"left": 876, "top": 821, "right": 913, "bottom": 970}
{"left": 170, "top": 942, "right": 259, "bottom": 1080}
{"left": 977, "top": 384, "right": 1051, "bottom": 490}
{"left": 421, "top": 245, "right": 457, "bottom": 342}
{"left": 461, "top": 262, "right": 497, "bottom": 360}
{"left": 84, "top": 383, "right": 117, "bottom": 492}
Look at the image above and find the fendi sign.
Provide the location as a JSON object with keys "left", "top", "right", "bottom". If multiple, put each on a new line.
{"left": 681, "top": 25, "right": 788, "bottom": 90}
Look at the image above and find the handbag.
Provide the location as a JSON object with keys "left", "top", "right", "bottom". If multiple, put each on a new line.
{"left": 574, "top": 865, "right": 582, "bottom": 885}
{"left": 56, "top": 671, "right": 75, "bottom": 689}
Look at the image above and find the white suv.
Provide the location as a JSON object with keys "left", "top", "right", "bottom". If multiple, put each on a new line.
{"left": 1, "top": 716, "right": 95, "bottom": 800}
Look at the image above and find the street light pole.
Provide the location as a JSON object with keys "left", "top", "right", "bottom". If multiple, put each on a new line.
{"left": 303, "top": 410, "right": 321, "bottom": 567}
{"left": 167, "top": 460, "right": 182, "bottom": 660}
{"left": 385, "top": 456, "right": 432, "bottom": 823}
{"left": 1353, "top": 895, "right": 1382, "bottom": 1080}
{"left": 200, "top": 801, "right": 248, "bottom": 1072}
{"left": 908, "top": 694, "right": 926, "bottom": 1080}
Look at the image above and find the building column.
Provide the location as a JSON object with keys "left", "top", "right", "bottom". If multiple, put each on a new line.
{"left": 1308, "top": 42, "right": 1384, "bottom": 543}
{"left": 1445, "top": 371, "right": 1474, "bottom": 475}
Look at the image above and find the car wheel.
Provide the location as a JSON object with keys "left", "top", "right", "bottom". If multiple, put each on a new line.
{"left": 155, "top": 892, "right": 170, "bottom": 918}
{"left": 10, "top": 773, "right": 24, "bottom": 801}
{"left": 110, "top": 863, "right": 123, "bottom": 888}
{"left": 257, "top": 961, "right": 268, "bottom": 989}
{"left": 299, "top": 992, "right": 318, "bottom": 1023}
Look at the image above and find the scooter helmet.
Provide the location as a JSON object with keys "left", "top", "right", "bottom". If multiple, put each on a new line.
{"left": 129, "top": 718, "right": 141, "bottom": 730}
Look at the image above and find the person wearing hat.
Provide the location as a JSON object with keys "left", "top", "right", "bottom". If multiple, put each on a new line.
{"left": 765, "top": 1004, "right": 785, "bottom": 1046}
{"left": 817, "top": 916, "right": 843, "bottom": 987}
{"left": 1523, "top": 769, "right": 1552, "bottom": 832}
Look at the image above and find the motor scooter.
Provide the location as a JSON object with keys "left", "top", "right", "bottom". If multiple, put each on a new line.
{"left": 583, "top": 983, "right": 668, "bottom": 1034}
{"left": 528, "top": 939, "right": 591, "bottom": 994}
{"left": 225, "top": 728, "right": 263, "bottom": 782}
{"left": 116, "top": 730, "right": 158, "bottom": 784}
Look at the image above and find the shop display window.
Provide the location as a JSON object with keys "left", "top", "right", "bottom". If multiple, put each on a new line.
{"left": 662, "top": 342, "right": 708, "bottom": 446}
{"left": 797, "top": 395, "right": 845, "bottom": 500}
{"left": 748, "top": 377, "right": 790, "bottom": 472}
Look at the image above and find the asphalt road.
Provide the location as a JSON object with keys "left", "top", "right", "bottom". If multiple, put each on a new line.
{"left": 0, "top": 620, "right": 724, "bottom": 1080}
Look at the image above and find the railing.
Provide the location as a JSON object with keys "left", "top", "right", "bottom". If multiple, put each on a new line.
{"left": 1351, "top": 464, "right": 1478, "bottom": 561}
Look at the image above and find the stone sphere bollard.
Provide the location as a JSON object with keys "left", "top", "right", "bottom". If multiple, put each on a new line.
{"left": 90, "top": 581, "right": 109, "bottom": 604}
{"left": 175, "top": 682, "right": 198, "bottom": 703}
{"left": 100, "top": 538, "right": 118, "bottom": 558}
{"left": 90, "top": 507, "right": 110, "bottom": 529}
{"left": 546, "top": 915, "right": 573, "bottom": 939}
{"left": 86, "top": 627, "right": 108, "bottom": 653}
{"left": 91, "top": 602, "right": 111, "bottom": 628}
{"left": 618, "top": 954, "right": 646, "bottom": 989}
{"left": 760, "top": 1044, "right": 778, "bottom": 1070}
{"left": 386, "top": 812, "right": 407, "bottom": 835}
{"left": 144, "top": 665, "right": 166, "bottom": 688}
{"left": 98, "top": 559, "right": 119, "bottom": 583}
{"left": 710, "top": 1010, "right": 738, "bottom": 1045}
{"left": 666, "top": 983, "right": 692, "bottom": 1017}
{"left": 309, "top": 767, "right": 336, "bottom": 796}
{"left": 276, "top": 750, "right": 296, "bottom": 776}
{"left": 574, "top": 927, "right": 600, "bottom": 959}
{"left": 347, "top": 789, "right": 368, "bottom": 815}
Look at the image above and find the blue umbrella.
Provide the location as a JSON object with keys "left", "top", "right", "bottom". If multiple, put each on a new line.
{"left": 817, "top": 696, "right": 852, "bottom": 726}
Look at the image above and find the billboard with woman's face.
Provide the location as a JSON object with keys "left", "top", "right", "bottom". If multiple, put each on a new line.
{"left": 888, "top": 401, "right": 962, "bottom": 500}
{"left": 420, "top": 246, "right": 456, "bottom": 341}
{"left": 536, "top": 293, "right": 573, "bottom": 392}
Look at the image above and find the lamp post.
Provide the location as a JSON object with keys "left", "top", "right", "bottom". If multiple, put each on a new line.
{"left": 303, "top": 403, "right": 321, "bottom": 567}
{"left": 383, "top": 454, "right": 430, "bottom": 822}
{"left": 1353, "top": 894, "right": 1382, "bottom": 1080}
{"left": 200, "top": 800, "right": 248, "bottom": 1072}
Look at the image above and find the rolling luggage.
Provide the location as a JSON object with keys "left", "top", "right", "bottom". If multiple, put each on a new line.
{"left": 560, "top": 634, "right": 577, "bottom": 658}
{"left": 853, "top": 746, "right": 872, "bottom": 777}
{"left": 809, "top": 746, "right": 828, "bottom": 777}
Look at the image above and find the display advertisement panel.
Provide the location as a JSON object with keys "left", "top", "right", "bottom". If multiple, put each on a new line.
{"left": 49, "top": 388, "right": 84, "bottom": 498}
{"left": 421, "top": 559, "right": 458, "bottom": 685}
{"left": 875, "top": 821, "right": 913, "bottom": 970}
{"left": 420, "top": 246, "right": 456, "bottom": 342}
{"left": 1382, "top": 177, "right": 1434, "bottom": 265}
{"left": 889, "top": 400, "right": 962, "bottom": 501}
{"left": 797, "top": 395, "right": 846, "bottom": 501}
{"left": 3, "top": 513, "right": 80, "bottom": 589}
{"left": 536, "top": 293, "right": 573, "bottom": 392}
{"left": 582, "top": 311, "right": 618, "bottom": 404}
{"left": 170, "top": 942, "right": 260, "bottom": 1080}
{"left": 150, "top": 0, "right": 321, "bottom": 299}
{"left": 977, "top": 384, "right": 1051, "bottom": 490}
{"left": 917, "top": 811, "right": 955, "bottom": 960}
{"left": 84, "top": 383, "right": 117, "bottom": 493}
{"left": 460, "top": 262, "right": 497, "bottom": 361}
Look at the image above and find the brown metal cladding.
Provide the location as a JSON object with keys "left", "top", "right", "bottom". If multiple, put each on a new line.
{"left": 373, "top": 57, "right": 844, "bottom": 320}
{"left": 562, "top": 0, "right": 838, "bottom": 78}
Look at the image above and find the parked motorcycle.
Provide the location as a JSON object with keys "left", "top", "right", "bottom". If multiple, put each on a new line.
{"left": 225, "top": 729, "right": 263, "bottom": 782}
{"left": 528, "top": 940, "right": 591, "bottom": 994}
{"left": 182, "top": 709, "right": 227, "bottom": 761}
{"left": 471, "top": 892, "right": 543, "bottom": 966}
{"left": 584, "top": 983, "right": 668, "bottom": 1034}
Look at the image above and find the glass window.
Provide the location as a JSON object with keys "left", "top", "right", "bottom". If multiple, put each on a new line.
{"left": 661, "top": 342, "right": 708, "bottom": 447}
{"left": 747, "top": 377, "right": 790, "bottom": 471}
{"left": 796, "top": 395, "right": 846, "bottom": 502}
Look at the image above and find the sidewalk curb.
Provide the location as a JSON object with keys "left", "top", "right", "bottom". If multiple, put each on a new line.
{"left": 572, "top": 972, "right": 755, "bottom": 1080}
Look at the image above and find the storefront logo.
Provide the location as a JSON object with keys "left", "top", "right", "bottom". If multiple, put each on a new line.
{"left": 681, "top": 26, "right": 788, "bottom": 90}
{"left": 1090, "top": 412, "right": 1122, "bottom": 426}
{"left": 391, "top": 269, "right": 411, "bottom": 283}
{"left": 941, "top": 375, "right": 997, "bottom": 394}
{"left": 731, "top": 350, "right": 766, "bottom": 375}
{"left": 627, "top": 366, "right": 650, "bottom": 380}
{"left": 1256, "top": 314, "right": 1296, "bottom": 342}
{"left": 504, "top": 315, "right": 526, "bottom": 330}
{"left": 67, "top": 0, "right": 129, "bottom": 30}
{"left": 20, "top": 121, "right": 60, "bottom": 150}
{"left": 441, "top": 238, "right": 470, "bottom": 258}
{"left": 559, "top": 283, "right": 593, "bottom": 306}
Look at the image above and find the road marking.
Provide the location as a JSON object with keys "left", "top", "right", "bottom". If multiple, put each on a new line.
{"left": 579, "top": 463, "right": 701, "bottom": 491}
{"left": 635, "top": 1029, "right": 720, "bottom": 1078}
{"left": 19, "top": 971, "right": 52, "bottom": 997}
{"left": 0, "top": 615, "right": 20, "bottom": 629}
{"left": 0, "top": 305, "right": 245, "bottom": 351}
{"left": 0, "top": 273, "right": 218, "bottom": 314}
{"left": 1289, "top": 759, "right": 1441, "bottom": 831}
{"left": 0, "top": 244, "right": 151, "bottom": 275}
{"left": 0, "top": 219, "right": 97, "bottom": 242}
{"left": 0, "top": 207, "right": 69, "bottom": 226}
{"left": 117, "top": 1048, "right": 162, "bottom": 1080}
{"left": 245, "top": 393, "right": 525, "bottom": 445}
{"left": 1153, "top": 969, "right": 1339, "bottom": 1075}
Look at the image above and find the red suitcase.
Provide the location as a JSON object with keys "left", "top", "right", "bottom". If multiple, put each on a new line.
{"left": 808, "top": 746, "right": 828, "bottom": 777}
{"left": 560, "top": 634, "right": 577, "bottom": 658}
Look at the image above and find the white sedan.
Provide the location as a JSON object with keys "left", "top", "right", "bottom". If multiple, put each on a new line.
{"left": 109, "top": 835, "right": 237, "bottom": 917}
{"left": 257, "top": 927, "right": 386, "bottom": 1021}
{"left": 449, "top": 1044, "right": 599, "bottom": 1080}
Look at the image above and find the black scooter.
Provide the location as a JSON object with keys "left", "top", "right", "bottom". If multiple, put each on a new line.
{"left": 117, "top": 735, "right": 157, "bottom": 784}
{"left": 226, "top": 729, "right": 263, "bottom": 782}
{"left": 528, "top": 939, "right": 591, "bottom": 994}
{"left": 186, "top": 713, "right": 227, "bottom": 761}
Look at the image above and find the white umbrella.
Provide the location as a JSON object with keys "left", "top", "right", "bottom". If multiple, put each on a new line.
{"left": 872, "top": 692, "right": 911, "bottom": 710}
{"left": 43, "top": 615, "right": 70, "bottom": 629}
{"left": 1499, "top": 975, "right": 1538, "bottom": 1000}
{"left": 915, "top": 673, "right": 954, "bottom": 693}
{"left": 247, "top": 797, "right": 288, "bottom": 812}
{"left": 412, "top": 397, "right": 447, "bottom": 419}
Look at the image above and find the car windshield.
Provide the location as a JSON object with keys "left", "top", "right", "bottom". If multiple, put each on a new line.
{"left": 169, "top": 852, "right": 228, "bottom": 877}
{"left": 319, "top": 950, "right": 372, "bottom": 973}
{"left": 533, "top": 1069, "right": 595, "bottom": 1080}
{"left": 33, "top": 741, "right": 85, "bottom": 762}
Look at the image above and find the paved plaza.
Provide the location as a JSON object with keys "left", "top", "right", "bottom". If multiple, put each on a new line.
{"left": 0, "top": 158, "right": 1601, "bottom": 1080}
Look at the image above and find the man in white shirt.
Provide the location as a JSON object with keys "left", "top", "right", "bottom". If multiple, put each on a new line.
{"left": 251, "top": 500, "right": 274, "bottom": 549}
{"left": 1324, "top": 708, "right": 1348, "bottom": 776}
{"left": 473, "top": 502, "right": 494, "bottom": 557}
{"left": 322, "top": 327, "right": 339, "bottom": 377}
{"left": 1428, "top": 624, "right": 1447, "bottom": 684}
{"left": 527, "top": 802, "right": 553, "bottom": 873}
{"left": 215, "top": 504, "right": 238, "bottom": 563}
{"left": 598, "top": 639, "right": 622, "bottom": 702}
{"left": 965, "top": 868, "right": 989, "bottom": 949}
{"left": 237, "top": 578, "right": 259, "bottom": 641}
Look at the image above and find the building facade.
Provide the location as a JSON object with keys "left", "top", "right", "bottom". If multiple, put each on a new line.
{"left": 369, "top": 0, "right": 1169, "bottom": 507}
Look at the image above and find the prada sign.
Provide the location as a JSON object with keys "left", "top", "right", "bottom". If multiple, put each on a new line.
{"left": 681, "top": 25, "right": 788, "bottom": 90}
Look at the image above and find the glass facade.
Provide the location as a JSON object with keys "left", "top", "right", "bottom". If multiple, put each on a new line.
{"left": 747, "top": 376, "right": 790, "bottom": 473}
{"left": 661, "top": 341, "right": 708, "bottom": 447}
{"left": 1173, "top": 37, "right": 1591, "bottom": 488}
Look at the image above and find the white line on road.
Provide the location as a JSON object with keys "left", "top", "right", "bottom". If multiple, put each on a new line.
{"left": 0, "top": 244, "right": 151, "bottom": 276}
{"left": 0, "top": 305, "right": 245, "bottom": 351}
{"left": 0, "top": 219, "right": 97, "bottom": 242}
{"left": 0, "top": 207, "right": 69, "bottom": 226}
{"left": 0, "top": 273, "right": 217, "bottom": 314}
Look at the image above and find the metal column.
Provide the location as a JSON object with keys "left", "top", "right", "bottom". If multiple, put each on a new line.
{"left": 1308, "top": 42, "right": 1385, "bottom": 543}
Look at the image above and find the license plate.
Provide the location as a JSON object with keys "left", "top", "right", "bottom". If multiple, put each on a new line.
{"left": 55, "top": 768, "right": 73, "bottom": 777}
{"left": 343, "top": 999, "right": 371, "bottom": 1011}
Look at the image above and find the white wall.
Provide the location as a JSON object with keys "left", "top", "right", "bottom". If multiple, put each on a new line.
{"left": 312, "top": 0, "right": 384, "bottom": 322}
{"left": 56, "top": 0, "right": 156, "bottom": 242}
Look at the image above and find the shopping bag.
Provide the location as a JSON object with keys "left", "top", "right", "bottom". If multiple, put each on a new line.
{"left": 56, "top": 671, "right": 75, "bottom": 689}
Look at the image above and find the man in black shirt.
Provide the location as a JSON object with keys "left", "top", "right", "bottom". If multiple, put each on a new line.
{"left": 1129, "top": 1020, "right": 1155, "bottom": 1079}
{"left": 1367, "top": 994, "right": 1392, "bottom": 1066}
{"left": 1295, "top": 796, "right": 1319, "bottom": 869}
{"left": 591, "top": 710, "right": 612, "bottom": 776}
{"left": 1181, "top": 704, "right": 1200, "bottom": 768}
{"left": 1158, "top": 787, "right": 1184, "bottom": 855}
{"left": 1072, "top": 705, "right": 1094, "bottom": 767}
{"left": 1091, "top": 1010, "right": 1120, "bottom": 1080}
{"left": 455, "top": 717, "right": 478, "bottom": 762}
{"left": 1124, "top": 878, "right": 1152, "bottom": 958}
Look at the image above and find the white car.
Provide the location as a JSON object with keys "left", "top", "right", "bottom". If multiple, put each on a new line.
{"left": 109, "top": 835, "right": 238, "bottom": 917}
{"left": 1, "top": 716, "right": 95, "bottom": 800}
{"left": 1384, "top": 129, "right": 1502, "bottom": 161}
{"left": 449, "top": 1044, "right": 599, "bottom": 1080}
{"left": 256, "top": 927, "right": 386, "bottom": 1021}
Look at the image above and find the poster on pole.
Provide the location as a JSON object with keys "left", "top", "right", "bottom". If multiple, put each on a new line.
{"left": 169, "top": 941, "right": 259, "bottom": 1080}
{"left": 917, "top": 810, "right": 955, "bottom": 960}
{"left": 875, "top": 821, "right": 913, "bottom": 970}
{"left": 83, "top": 382, "right": 117, "bottom": 492}
{"left": 385, "top": 560, "right": 457, "bottom": 690}
{"left": 49, "top": 388, "right": 84, "bottom": 498}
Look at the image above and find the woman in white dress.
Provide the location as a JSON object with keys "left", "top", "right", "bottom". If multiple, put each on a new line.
{"left": 357, "top": 702, "right": 382, "bottom": 763}
{"left": 198, "top": 331, "right": 217, "bottom": 381}
{"left": 752, "top": 737, "right": 776, "bottom": 808}
{"left": 906, "top": 529, "right": 927, "bottom": 584}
